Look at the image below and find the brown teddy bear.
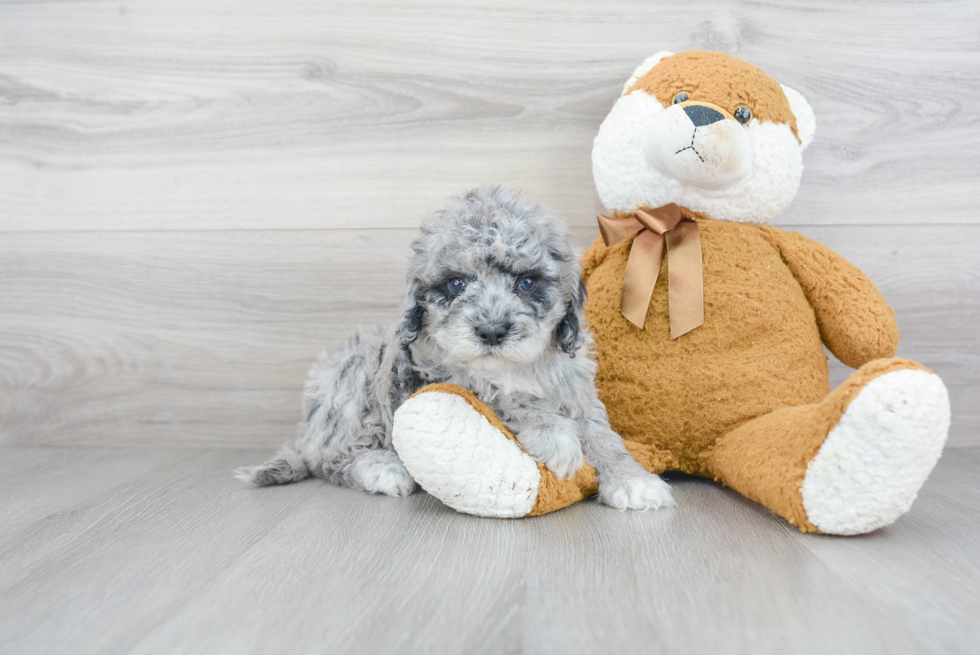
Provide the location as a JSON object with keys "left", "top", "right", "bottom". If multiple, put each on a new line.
{"left": 392, "top": 51, "right": 950, "bottom": 535}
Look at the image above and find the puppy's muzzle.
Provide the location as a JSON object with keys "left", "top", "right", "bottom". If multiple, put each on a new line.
{"left": 476, "top": 322, "right": 511, "bottom": 347}
{"left": 644, "top": 101, "right": 753, "bottom": 190}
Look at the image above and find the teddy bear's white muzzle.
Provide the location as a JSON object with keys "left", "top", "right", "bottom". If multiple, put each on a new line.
{"left": 644, "top": 103, "right": 753, "bottom": 191}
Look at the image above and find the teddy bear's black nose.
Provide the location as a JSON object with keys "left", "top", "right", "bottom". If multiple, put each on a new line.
{"left": 683, "top": 104, "right": 725, "bottom": 127}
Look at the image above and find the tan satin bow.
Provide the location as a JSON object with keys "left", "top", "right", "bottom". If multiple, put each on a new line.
{"left": 597, "top": 203, "right": 704, "bottom": 338}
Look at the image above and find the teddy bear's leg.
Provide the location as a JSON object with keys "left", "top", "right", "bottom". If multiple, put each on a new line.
{"left": 701, "top": 358, "right": 950, "bottom": 535}
{"left": 620, "top": 440, "right": 680, "bottom": 474}
{"left": 391, "top": 384, "right": 598, "bottom": 518}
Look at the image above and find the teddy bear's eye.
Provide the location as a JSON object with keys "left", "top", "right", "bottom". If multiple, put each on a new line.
{"left": 734, "top": 105, "right": 753, "bottom": 125}
{"left": 672, "top": 91, "right": 689, "bottom": 105}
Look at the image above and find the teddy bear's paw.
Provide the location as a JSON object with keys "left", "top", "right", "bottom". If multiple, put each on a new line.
{"left": 801, "top": 369, "right": 950, "bottom": 535}
{"left": 392, "top": 390, "right": 541, "bottom": 518}
{"left": 598, "top": 472, "right": 676, "bottom": 511}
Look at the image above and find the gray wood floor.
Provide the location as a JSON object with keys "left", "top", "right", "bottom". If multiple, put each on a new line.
{"left": 1, "top": 446, "right": 977, "bottom": 655}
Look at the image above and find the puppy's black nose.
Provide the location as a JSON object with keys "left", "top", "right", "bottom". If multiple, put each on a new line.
{"left": 683, "top": 104, "right": 724, "bottom": 127}
{"left": 476, "top": 323, "right": 510, "bottom": 346}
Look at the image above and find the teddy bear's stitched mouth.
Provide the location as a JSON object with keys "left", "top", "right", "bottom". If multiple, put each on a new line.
{"left": 675, "top": 128, "right": 706, "bottom": 163}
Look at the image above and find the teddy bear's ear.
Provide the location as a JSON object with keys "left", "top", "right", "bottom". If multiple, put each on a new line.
{"left": 781, "top": 84, "right": 816, "bottom": 150}
{"left": 622, "top": 51, "right": 674, "bottom": 95}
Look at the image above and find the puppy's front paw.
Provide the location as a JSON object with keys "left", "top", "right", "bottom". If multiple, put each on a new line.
{"left": 599, "top": 473, "right": 675, "bottom": 511}
{"left": 519, "top": 426, "right": 584, "bottom": 481}
{"left": 351, "top": 451, "right": 417, "bottom": 497}
{"left": 367, "top": 464, "right": 417, "bottom": 497}
{"left": 543, "top": 438, "right": 584, "bottom": 481}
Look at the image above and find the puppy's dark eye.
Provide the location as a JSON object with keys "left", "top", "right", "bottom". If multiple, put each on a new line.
{"left": 519, "top": 277, "right": 537, "bottom": 293}
{"left": 734, "top": 105, "right": 753, "bottom": 125}
{"left": 672, "top": 91, "right": 689, "bottom": 105}
{"left": 448, "top": 278, "right": 466, "bottom": 295}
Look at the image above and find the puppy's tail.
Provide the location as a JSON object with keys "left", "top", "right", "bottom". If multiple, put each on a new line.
{"left": 235, "top": 446, "right": 311, "bottom": 487}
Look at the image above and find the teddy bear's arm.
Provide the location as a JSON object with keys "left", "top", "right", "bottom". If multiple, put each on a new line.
{"left": 759, "top": 226, "right": 899, "bottom": 368}
{"left": 579, "top": 234, "right": 608, "bottom": 283}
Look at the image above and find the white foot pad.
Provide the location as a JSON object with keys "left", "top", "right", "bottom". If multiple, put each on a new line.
{"left": 392, "top": 392, "right": 541, "bottom": 518}
{"left": 801, "top": 369, "right": 950, "bottom": 535}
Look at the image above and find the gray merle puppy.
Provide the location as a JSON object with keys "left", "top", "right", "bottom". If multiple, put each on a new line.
{"left": 238, "top": 186, "right": 674, "bottom": 511}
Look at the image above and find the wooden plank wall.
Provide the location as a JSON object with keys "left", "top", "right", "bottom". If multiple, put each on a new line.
{"left": 1, "top": 0, "right": 978, "bottom": 447}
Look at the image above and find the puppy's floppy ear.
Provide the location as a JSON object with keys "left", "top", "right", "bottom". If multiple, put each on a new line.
{"left": 396, "top": 282, "right": 425, "bottom": 350}
{"left": 555, "top": 277, "right": 587, "bottom": 355}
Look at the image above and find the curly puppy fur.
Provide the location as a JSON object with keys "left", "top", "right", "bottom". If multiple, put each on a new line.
{"left": 238, "top": 186, "right": 673, "bottom": 511}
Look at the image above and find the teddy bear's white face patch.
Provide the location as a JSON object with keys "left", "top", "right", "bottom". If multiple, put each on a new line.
{"left": 644, "top": 102, "right": 753, "bottom": 190}
{"left": 592, "top": 90, "right": 805, "bottom": 224}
